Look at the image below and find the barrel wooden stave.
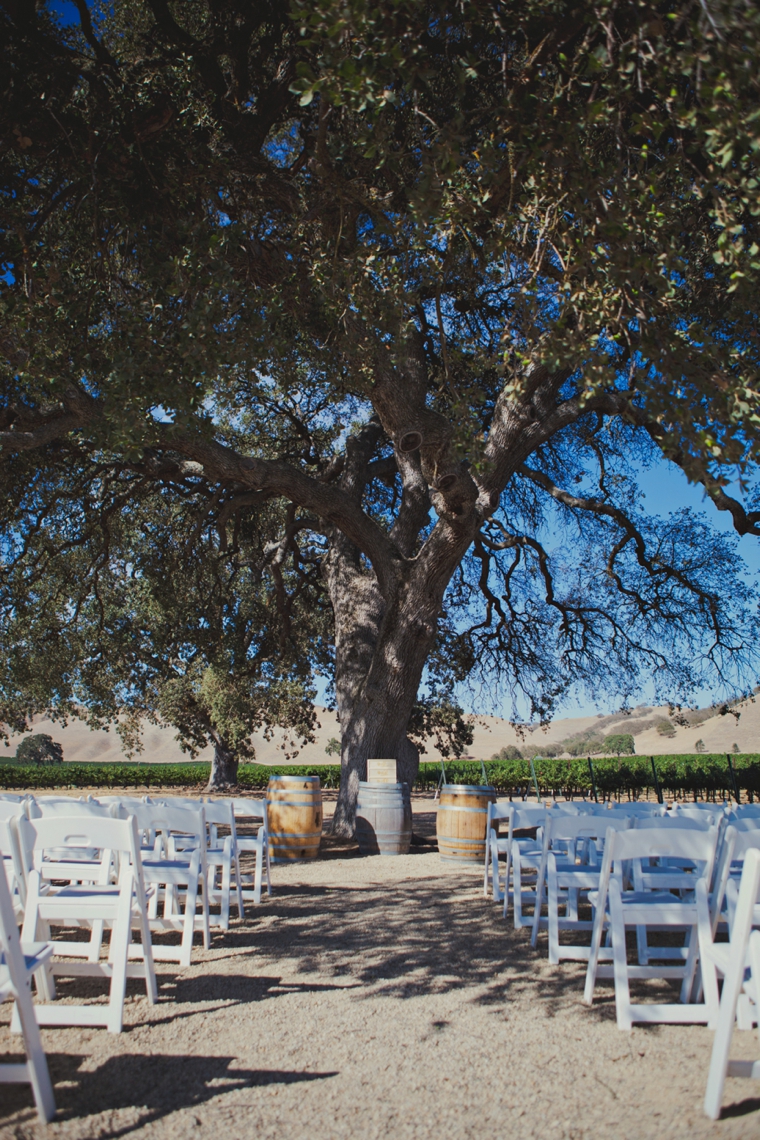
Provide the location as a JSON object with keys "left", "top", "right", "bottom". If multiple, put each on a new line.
{"left": 436, "top": 783, "right": 496, "bottom": 862}
{"left": 356, "top": 781, "right": 412, "bottom": 856}
{"left": 267, "top": 775, "right": 323, "bottom": 862}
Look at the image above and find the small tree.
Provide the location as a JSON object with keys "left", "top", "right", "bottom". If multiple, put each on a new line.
{"left": 655, "top": 718, "right": 676, "bottom": 738}
{"left": 15, "top": 734, "right": 63, "bottom": 765}
{"left": 732, "top": 743, "right": 740, "bottom": 754}
{"left": 695, "top": 739, "right": 706, "bottom": 753}
{"left": 493, "top": 745, "right": 523, "bottom": 761}
{"left": 604, "top": 734, "right": 635, "bottom": 757}
{"left": 325, "top": 738, "right": 341, "bottom": 757}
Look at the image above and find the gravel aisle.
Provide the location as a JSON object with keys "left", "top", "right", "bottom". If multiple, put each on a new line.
{"left": 1, "top": 806, "right": 759, "bottom": 1139}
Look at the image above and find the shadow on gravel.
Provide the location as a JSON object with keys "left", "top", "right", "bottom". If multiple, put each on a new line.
{"left": 161, "top": 972, "right": 361, "bottom": 1007}
{"left": 219, "top": 866, "right": 600, "bottom": 1015}
{"left": 0, "top": 1052, "right": 339, "bottom": 1137}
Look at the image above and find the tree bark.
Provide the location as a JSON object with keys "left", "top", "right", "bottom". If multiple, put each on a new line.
{"left": 207, "top": 739, "right": 239, "bottom": 791}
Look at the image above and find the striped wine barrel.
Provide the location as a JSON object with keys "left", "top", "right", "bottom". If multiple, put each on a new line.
{"left": 436, "top": 784, "right": 496, "bottom": 862}
{"left": 355, "top": 781, "right": 412, "bottom": 856}
{"left": 266, "top": 775, "right": 322, "bottom": 862}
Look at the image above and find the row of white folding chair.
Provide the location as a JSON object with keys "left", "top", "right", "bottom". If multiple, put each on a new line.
{"left": 111, "top": 795, "right": 247, "bottom": 926}
{"left": 0, "top": 841, "right": 56, "bottom": 1121}
{"left": 485, "top": 800, "right": 663, "bottom": 918}
{"left": 143, "top": 796, "right": 245, "bottom": 927}
{"left": 530, "top": 813, "right": 633, "bottom": 964}
{"left": 584, "top": 824, "right": 722, "bottom": 1030}
{"left": 17, "top": 812, "right": 157, "bottom": 1034}
{"left": 20, "top": 797, "right": 211, "bottom": 970}
{"left": 485, "top": 800, "right": 618, "bottom": 902}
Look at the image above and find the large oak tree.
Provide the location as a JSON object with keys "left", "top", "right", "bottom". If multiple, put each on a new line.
{"left": 1, "top": 0, "right": 759, "bottom": 830}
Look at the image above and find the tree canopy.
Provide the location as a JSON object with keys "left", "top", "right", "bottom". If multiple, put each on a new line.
{"left": 1, "top": 0, "right": 759, "bottom": 823}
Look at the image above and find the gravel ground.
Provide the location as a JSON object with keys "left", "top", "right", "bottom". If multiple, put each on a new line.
{"left": 1, "top": 799, "right": 759, "bottom": 1140}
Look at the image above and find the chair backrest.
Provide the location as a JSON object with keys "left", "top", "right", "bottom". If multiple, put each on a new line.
{"left": 0, "top": 800, "right": 24, "bottom": 821}
{"left": 606, "top": 823, "right": 720, "bottom": 869}
{"left": 552, "top": 802, "right": 609, "bottom": 816}
{"left": 487, "top": 802, "right": 514, "bottom": 828}
{"left": 730, "top": 804, "right": 760, "bottom": 820}
{"left": 544, "top": 813, "right": 631, "bottom": 845}
{"left": 608, "top": 802, "right": 667, "bottom": 817}
{"left": 723, "top": 819, "right": 760, "bottom": 860}
{"left": 231, "top": 798, "right": 266, "bottom": 822}
{"left": 636, "top": 813, "right": 716, "bottom": 832}
{"left": 510, "top": 805, "right": 548, "bottom": 832}
{"left": 0, "top": 816, "right": 28, "bottom": 907}
{"left": 26, "top": 799, "right": 115, "bottom": 820}
{"left": 148, "top": 796, "right": 203, "bottom": 810}
{"left": 0, "top": 835, "right": 31, "bottom": 994}
{"left": 671, "top": 803, "right": 726, "bottom": 823}
{"left": 127, "top": 800, "right": 205, "bottom": 840}
{"left": 19, "top": 812, "right": 144, "bottom": 888}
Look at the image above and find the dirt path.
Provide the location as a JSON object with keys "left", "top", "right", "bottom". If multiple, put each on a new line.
{"left": 1, "top": 806, "right": 759, "bottom": 1139}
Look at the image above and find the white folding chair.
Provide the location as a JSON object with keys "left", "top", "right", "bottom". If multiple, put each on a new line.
{"left": 126, "top": 802, "right": 210, "bottom": 967}
{"left": 231, "top": 799, "right": 271, "bottom": 905}
{"left": 530, "top": 813, "right": 632, "bottom": 964}
{"left": 631, "top": 813, "right": 726, "bottom": 966}
{"left": 0, "top": 854, "right": 56, "bottom": 1122}
{"left": 203, "top": 798, "right": 244, "bottom": 929}
{"left": 18, "top": 813, "right": 156, "bottom": 1034}
{"left": 584, "top": 824, "right": 720, "bottom": 1029}
{"left": 483, "top": 802, "right": 513, "bottom": 902}
{"left": 499, "top": 804, "right": 549, "bottom": 928}
{"left": 704, "top": 849, "right": 760, "bottom": 1119}
{"left": 698, "top": 822, "right": 760, "bottom": 1030}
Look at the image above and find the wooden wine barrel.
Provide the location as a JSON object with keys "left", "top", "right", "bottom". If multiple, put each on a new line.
{"left": 355, "top": 781, "right": 412, "bottom": 856}
{"left": 266, "top": 775, "right": 323, "bottom": 862}
{"left": 436, "top": 783, "right": 496, "bottom": 862}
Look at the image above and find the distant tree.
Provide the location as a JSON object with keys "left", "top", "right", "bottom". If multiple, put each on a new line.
{"left": 325, "top": 738, "right": 341, "bottom": 757}
{"left": 732, "top": 743, "right": 740, "bottom": 754}
{"left": 522, "top": 742, "right": 559, "bottom": 759}
{"left": 15, "top": 734, "right": 63, "bottom": 766}
{"left": 655, "top": 718, "right": 677, "bottom": 737}
{"left": 695, "top": 739, "right": 706, "bottom": 753}
{"left": 492, "top": 744, "right": 523, "bottom": 761}
{"left": 604, "top": 734, "right": 635, "bottom": 756}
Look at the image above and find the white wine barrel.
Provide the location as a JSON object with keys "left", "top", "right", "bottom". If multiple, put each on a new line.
{"left": 266, "top": 775, "right": 322, "bottom": 862}
{"left": 355, "top": 781, "right": 412, "bottom": 856}
{"left": 436, "top": 784, "right": 496, "bottom": 862}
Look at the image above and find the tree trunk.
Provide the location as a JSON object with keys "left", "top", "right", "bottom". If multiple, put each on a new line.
{"left": 207, "top": 739, "right": 239, "bottom": 791}
{"left": 326, "top": 551, "right": 453, "bottom": 836}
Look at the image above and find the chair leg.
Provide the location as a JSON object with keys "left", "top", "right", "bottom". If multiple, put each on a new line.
{"left": 547, "top": 858, "right": 560, "bottom": 966}
{"left": 680, "top": 924, "right": 700, "bottom": 1005}
{"left": 13, "top": 974, "right": 56, "bottom": 1122}
{"left": 253, "top": 840, "right": 263, "bottom": 906}
{"left": 583, "top": 896, "right": 607, "bottom": 1005}
{"left": 180, "top": 871, "right": 199, "bottom": 968}
{"left": 233, "top": 850, "right": 244, "bottom": 918}
{"left": 530, "top": 856, "right": 547, "bottom": 949}
{"left": 220, "top": 854, "right": 231, "bottom": 930}
{"left": 106, "top": 886, "right": 131, "bottom": 1034}
{"left": 609, "top": 879, "right": 632, "bottom": 1031}
{"left": 502, "top": 847, "right": 513, "bottom": 921}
